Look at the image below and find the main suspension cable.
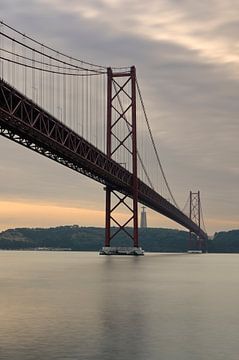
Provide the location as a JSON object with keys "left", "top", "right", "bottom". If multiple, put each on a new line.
{"left": 136, "top": 78, "right": 179, "bottom": 209}
{"left": 182, "top": 194, "right": 190, "bottom": 214}
{"left": 200, "top": 202, "right": 207, "bottom": 233}
{"left": 112, "top": 81, "right": 154, "bottom": 189}
{"left": 0, "top": 30, "right": 104, "bottom": 74}
{"left": 0, "top": 55, "right": 103, "bottom": 76}
{"left": 0, "top": 20, "right": 106, "bottom": 70}
{"left": 0, "top": 47, "right": 98, "bottom": 71}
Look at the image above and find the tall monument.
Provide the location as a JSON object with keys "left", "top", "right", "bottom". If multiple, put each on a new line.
{"left": 140, "top": 207, "right": 147, "bottom": 228}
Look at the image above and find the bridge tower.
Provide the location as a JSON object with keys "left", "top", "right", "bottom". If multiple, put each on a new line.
{"left": 101, "top": 66, "right": 143, "bottom": 255}
{"left": 188, "top": 191, "right": 205, "bottom": 252}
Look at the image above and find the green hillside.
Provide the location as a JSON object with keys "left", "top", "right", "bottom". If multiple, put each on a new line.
{"left": 0, "top": 226, "right": 238, "bottom": 253}
{"left": 0, "top": 226, "right": 188, "bottom": 252}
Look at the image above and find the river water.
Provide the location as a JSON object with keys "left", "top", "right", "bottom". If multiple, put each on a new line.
{"left": 0, "top": 251, "right": 239, "bottom": 360}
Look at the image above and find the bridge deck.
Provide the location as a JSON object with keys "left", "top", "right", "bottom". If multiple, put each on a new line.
{"left": 0, "top": 79, "right": 207, "bottom": 239}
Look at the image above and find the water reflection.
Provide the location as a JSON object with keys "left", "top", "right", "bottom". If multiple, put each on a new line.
{"left": 0, "top": 252, "right": 239, "bottom": 360}
{"left": 97, "top": 256, "right": 149, "bottom": 359}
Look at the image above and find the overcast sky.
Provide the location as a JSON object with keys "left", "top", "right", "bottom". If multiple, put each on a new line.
{"left": 0, "top": 0, "right": 238, "bottom": 234}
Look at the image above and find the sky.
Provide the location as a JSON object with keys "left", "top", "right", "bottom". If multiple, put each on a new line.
{"left": 0, "top": 0, "right": 238, "bottom": 234}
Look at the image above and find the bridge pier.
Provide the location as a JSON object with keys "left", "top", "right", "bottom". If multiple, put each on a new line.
{"left": 188, "top": 232, "right": 207, "bottom": 253}
{"left": 100, "top": 66, "right": 143, "bottom": 255}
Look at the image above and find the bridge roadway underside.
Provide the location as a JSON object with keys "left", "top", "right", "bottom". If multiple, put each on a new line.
{"left": 0, "top": 79, "right": 207, "bottom": 239}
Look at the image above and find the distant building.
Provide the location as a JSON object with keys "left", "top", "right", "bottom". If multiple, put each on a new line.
{"left": 140, "top": 207, "right": 147, "bottom": 228}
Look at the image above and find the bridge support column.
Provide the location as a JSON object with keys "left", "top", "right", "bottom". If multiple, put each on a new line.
{"left": 101, "top": 66, "right": 143, "bottom": 255}
{"left": 188, "top": 231, "right": 193, "bottom": 250}
{"left": 188, "top": 191, "right": 206, "bottom": 253}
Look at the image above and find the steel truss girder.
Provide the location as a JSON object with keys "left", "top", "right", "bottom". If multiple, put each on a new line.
{"left": 0, "top": 78, "right": 207, "bottom": 240}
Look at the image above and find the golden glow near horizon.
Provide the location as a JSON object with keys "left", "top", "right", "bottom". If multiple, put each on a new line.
{"left": 0, "top": 0, "right": 239, "bottom": 234}
{"left": 0, "top": 200, "right": 178, "bottom": 231}
{"left": 0, "top": 200, "right": 237, "bottom": 235}
{"left": 0, "top": 201, "right": 104, "bottom": 230}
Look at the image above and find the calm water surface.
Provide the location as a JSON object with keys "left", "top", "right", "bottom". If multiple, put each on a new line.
{"left": 0, "top": 251, "right": 239, "bottom": 360}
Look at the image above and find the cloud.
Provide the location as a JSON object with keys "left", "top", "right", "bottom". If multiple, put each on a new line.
{"left": 38, "top": 0, "right": 239, "bottom": 69}
{"left": 0, "top": 0, "right": 239, "bottom": 233}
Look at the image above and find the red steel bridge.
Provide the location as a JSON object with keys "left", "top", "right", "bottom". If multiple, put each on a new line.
{"left": 0, "top": 22, "right": 207, "bottom": 251}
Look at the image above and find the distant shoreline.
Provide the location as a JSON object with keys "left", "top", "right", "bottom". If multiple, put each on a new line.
{"left": 0, "top": 226, "right": 238, "bottom": 253}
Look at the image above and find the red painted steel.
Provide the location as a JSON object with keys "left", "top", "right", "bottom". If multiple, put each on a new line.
{"left": 188, "top": 191, "right": 207, "bottom": 250}
{"left": 104, "top": 67, "right": 139, "bottom": 247}
{"left": 189, "top": 191, "right": 193, "bottom": 250}
{"left": 131, "top": 67, "right": 139, "bottom": 247}
{"left": 105, "top": 68, "right": 113, "bottom": 247}
{"left": 0, "top": 78, "right": 207, "bottom": 240}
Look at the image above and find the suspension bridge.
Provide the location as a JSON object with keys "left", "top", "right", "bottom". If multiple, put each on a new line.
{"left": 0, "top": 21, "right": 207, "bottom": 254}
